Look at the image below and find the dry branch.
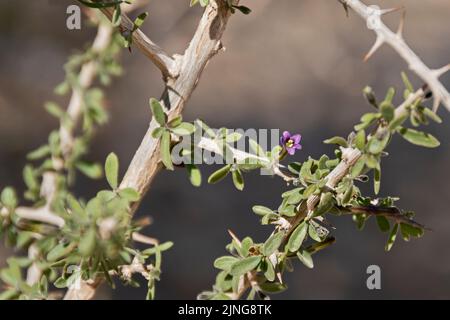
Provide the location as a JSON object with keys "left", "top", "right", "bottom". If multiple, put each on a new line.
{"left": 343, "top": 0, "right": 450, "bottom": 111}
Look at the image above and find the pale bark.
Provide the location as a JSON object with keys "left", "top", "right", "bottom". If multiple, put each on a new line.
{"left": 64, "top": 0, "right": 239, "bottom": 300}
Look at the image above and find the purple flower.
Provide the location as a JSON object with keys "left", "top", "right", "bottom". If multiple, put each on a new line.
{"left": 280, "top": 131, "right": 302, "bottom": 155}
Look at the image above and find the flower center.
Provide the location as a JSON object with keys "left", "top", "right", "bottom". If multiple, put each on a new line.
{"left": 286, "top": 139, "right": 294, "bottom": 148}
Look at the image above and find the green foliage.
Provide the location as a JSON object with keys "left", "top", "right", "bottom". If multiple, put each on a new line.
{"left": 0, "top": 19, "right": 170, "bottom": 300}
{"left": 199, "top": 74, "right": 434, "bottom": 300}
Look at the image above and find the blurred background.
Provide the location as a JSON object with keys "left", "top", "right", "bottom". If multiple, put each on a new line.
{"left": 1, "top": 0, "right": 450, "bottom": 299}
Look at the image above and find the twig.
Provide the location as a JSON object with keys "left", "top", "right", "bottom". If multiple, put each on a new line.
{"left": 343, "top": 0, "right": 450, "bottom": 111}
{"left": 100, "top": 7, "right": 179, "bottom": 79}
{"left": 340, "top": 205, "right": 426, "bottom": 230}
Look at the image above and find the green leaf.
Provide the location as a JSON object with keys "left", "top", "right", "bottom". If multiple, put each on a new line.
{"left": 314, "top": 192, "right": 334, "bottom": 217}
{"left": 364, "top": 154, "right": 379, "bottom": 169}
{"left": 45, "top": 102, "right": 64, "bottom": 119}
{"left": 171, "top": 122, "right": 196, "bottom": 136}
{"left": 376, "top": 216, "right": 390, "bottom": 233}
{"left": 27, "top": 145, "right": 51, "bottom": 160}
{"left": 323, "top": 136, "right": 347, "bottom": 147}
{"left": 132, "top": 12, "right": 148, "bottom": 31}
{"left": 297, "top": 249, "right": 314, "bottom": 269}
{"left": 53, "top": 277, "right": 68, "bottom": 289}
{"left": 229, "top": 256, "right": 262, "bottom": 276}
{"left": 0, "top": 289, "right": 18, "bottom": 300}
{"left": 397, "top": 128, "right": 440, "bottom": 148}
{"left": 287, "top": 222, "right": 307, "bottom": 252}
{"left": 167, "top": 115, "right": 183, "bottom": 128}
{"left": 23, "top": 165, "right": 38, "bottom": 190}
{"left": 355, "top": 130, "right": 366, "bottom": 150}
{"left": 308, "top": 222, "right": 327, "bottom": 242}
{"left": 231, "top": 169, "right": 244, "bottom": 191}
{"left": 0, "top": 268, "right": 21, "bottom": 287}
{"left": 187, "top": 164, "right": 202, "bottom": 187}
{"left": 374, "top": 166, "right": 381, "bottom": 195}
{"left": 112, "top": 4, "right": 121, "bottom": 26}
{"left": 350, "top": 157, "right": 365, "bottom": 179}
{"left": 252, "top": 205, "right": 273, "bottom": 216}
{"left": 384, "top": 87, "right": 396, "bottom": 104}
{"left": 401, "top": 72, "right": 414, "bottom": 92}
{"left": 264, "top": 259, "right": 276, "bottom": 282}
{"left": 47, "top": 243, "right": 71, "bottom": 262}
{"left": 363, "top": 86, "right": 378, "bottom": 108}
{"left": 79, "top": 228, "right": 97, "bottom": 257}
{"left": 142, "top": 241, "right": 174, "bottom": 256}
{"left": 380, "top": 102, "right": 395, "bottom": 122}
{"left": 240, "top": 237, "right": 253, "bottom": 257}
{"left": 118, "top": 188, "right": 140, "bottom": 202}
{"left": 259, "top": 282, "right": 287, "bottom": 294}
{"left": 356, "top": 113, "right": 380, "bottom": 131}
{"left": 422, "top": 107, "right": 442, "bottom": 124}
{"left": 161, "top": 131, "right": 174, "bottom": 170}
{"left": 400, "top": 223, "right": 424, "bottom": 240}
{"left": 262, "top": 231, "right": 285, "bottom": 257}
{"left": 149, "top": 98, "right": 166, "bottom": 126}
{"left": 213, "top": 256, "right": 239, "bottom": 271}
{"left": 385, "top": 223, "right": 399, "bottom": 252}
{"left": 151, "top": 127, "right": 165, "bottom": 139}
{"left": 367, "top": 133, "right": 390, "bottom": 154}
{"left": 388, "top": 114, "right": 408, "bottom": 131}
{"left": 208, "top": 165, "right": 232, "bottom": 184}
{"left": 76, "top": 161, "right": 103, "bottom": 179}
{"left": 105, "top": 153, "right": 119, "bottom": 189}
{"left": 1, "top": 187, "right": 17, "bottom": 209}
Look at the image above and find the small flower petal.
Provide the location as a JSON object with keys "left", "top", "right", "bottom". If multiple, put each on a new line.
{"left": 286, "top": 147, "right": 296, "bottom": 155}
{"left": 291, "top": 134, "right": 301, "bottom": 144}
{"left": 281, "top": 131, "right": 291, "bottom": 143}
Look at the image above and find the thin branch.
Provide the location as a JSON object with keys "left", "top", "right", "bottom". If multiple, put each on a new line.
{"left": 340, "top": 205, "right": 426, "bottom": 229}
{"left": 343, "top": 0, "right": 450, "bottom": 111}
{"left": 100, "top": 7, "right": 179, "bottom": 79}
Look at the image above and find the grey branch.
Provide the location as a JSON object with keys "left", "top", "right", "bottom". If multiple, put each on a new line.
{"left": 343, "top": 0, "right": 450, "bottom": 112}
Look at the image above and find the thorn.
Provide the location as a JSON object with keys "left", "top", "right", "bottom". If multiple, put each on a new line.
{"left": 364, "top": 36, "right": 384, "bottom": 62}
{"left": 433, "top": 64, "right": 450, "bottom": 78}
{"left": 380, "top": 6, "right": 404, "bottom": 16}
{"left": 397, "top": 10, "right": 406, "bottom": 37}
{"left": 433, "top": 96, "right": 441, "bottom": 113}
{"left": 228, "top": 229, "right": 242, "bottom": 246}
